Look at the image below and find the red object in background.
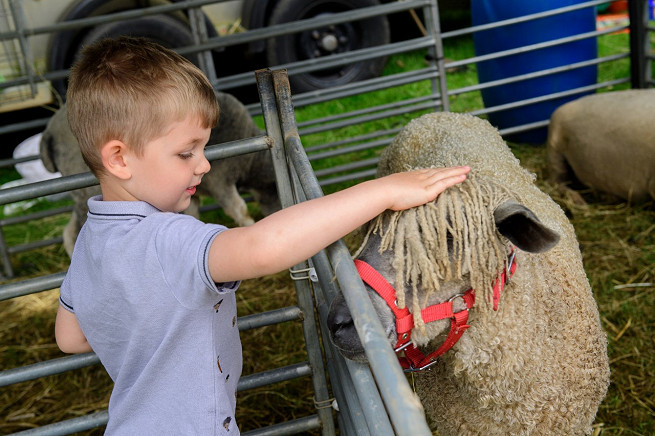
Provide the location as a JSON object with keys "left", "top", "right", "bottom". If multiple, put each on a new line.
{"left": 608, "top": 0, "right": 628, "bottom": 14}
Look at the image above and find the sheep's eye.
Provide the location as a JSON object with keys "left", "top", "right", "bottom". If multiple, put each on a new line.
{"left": 446, "top": 234, "right": 454, "bottom": 254}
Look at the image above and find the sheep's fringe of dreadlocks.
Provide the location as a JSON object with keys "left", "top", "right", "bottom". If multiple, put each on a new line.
{"left": 357, "top": 175, "right": 513, "bottom": 333}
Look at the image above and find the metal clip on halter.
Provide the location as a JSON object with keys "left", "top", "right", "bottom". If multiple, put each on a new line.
{"left": 506, "top": 249, "right": 517, "bottom": 284}
{"left": 405, "top": 358, "right": 439, "bottom": 373}
{"left": 448, "top": 292, "right": 469, "bottom": 310}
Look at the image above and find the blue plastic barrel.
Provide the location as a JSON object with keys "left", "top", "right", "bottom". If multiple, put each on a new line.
{"left": 471, "top": 0, "right": 597, "bottom": 143}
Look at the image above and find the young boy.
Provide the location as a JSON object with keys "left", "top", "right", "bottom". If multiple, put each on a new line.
{"left": 54, "top": 36, "right": 469, "bottom": 434}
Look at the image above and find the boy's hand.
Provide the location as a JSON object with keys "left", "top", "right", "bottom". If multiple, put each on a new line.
{"left": 382, "top": 166, "right": 470, "bottom": 211}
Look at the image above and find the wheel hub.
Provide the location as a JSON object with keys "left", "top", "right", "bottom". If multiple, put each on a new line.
{"left": 319, "top": 33, "right": 339, "bottom": 52}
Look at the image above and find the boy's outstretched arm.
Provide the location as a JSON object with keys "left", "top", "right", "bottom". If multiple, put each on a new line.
{"left": 209, "top": 166, "right": 470, "bottom": 283}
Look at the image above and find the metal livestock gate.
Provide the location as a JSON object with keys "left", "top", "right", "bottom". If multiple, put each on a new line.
{"left": 0, "top": 0, "right": 653, "bottom": 434}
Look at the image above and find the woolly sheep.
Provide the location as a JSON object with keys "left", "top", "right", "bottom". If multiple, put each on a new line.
{"left": 327, "top": 112, "right": 609, "bottom": 435}
{"left": 547, "top": 89, "right": 655, "bottom": 204}
{"left": 40, "top": 92, "right": 280, "bottom": 256}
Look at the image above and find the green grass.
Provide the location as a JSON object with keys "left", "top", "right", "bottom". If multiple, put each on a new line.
{"left": 1, "top": 28, "right": 653, "bottom": 435}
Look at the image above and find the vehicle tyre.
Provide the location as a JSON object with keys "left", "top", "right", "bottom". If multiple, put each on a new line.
{"left": 51, "top": 14, "right": 198, "bottom": 100}
{"left": 266, "top": 0, "right": 390, "bottom": 94}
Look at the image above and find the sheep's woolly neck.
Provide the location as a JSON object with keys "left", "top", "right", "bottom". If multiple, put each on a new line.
{"left": 360, "top": 176, "right": 511, "bottom": 337}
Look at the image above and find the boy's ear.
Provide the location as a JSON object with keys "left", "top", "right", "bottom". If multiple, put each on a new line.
{"left": 101, "top": 140, "right": 132, "bottom": 180}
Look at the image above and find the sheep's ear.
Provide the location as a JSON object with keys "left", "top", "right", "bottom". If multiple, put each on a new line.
{"left": 493, "top": 200, "right": 560, "bottom": 253}
{"left": 39, "top": 127, "right": 58, "bottom": 174}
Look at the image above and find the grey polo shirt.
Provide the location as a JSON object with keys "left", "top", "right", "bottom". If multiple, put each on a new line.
{"left": 60, "top": 197, "right": 241, "bottom": 435}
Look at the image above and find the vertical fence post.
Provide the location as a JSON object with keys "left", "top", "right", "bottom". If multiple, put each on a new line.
{"left": 255, "top": 68, "right": 337, "bottom": 436}
{"left": 629, "top": 0, "right": 649, "bottom": 88}
{"left": 423, "top": 0, "right": 449, "bottom": 111}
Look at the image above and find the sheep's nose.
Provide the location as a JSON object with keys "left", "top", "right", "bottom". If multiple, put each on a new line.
{"left": 327, "top": 297, "right": 354, "bottom": 336}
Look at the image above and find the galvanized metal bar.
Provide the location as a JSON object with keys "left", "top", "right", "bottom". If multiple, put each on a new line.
{"left": 9, "top": 410, "right": 323, "bottom": 436}
{"left": 423, "top": 0, "right": 449, "bottom": 112}
{"left": 0, "top": 0, "right": 220, "bottom": 39}
{"left": 237, "top": 362, "right": 312, "bottom": 392}
{"left": 0, "top": 353, "right": 100, "bottom": 387}
{"left": 0, "top": 136, "right": 270, "bottom": 205}
{"left": 318, "top": 169, "right": 378, "bottom": 188}
{"left": 204, "top": 135, "right": 272, "bottom": 160}
{"left": 237, "top": 306, "right": 302, "bottom": 331}
{"left": 1, "top": 307, "right": 306, "bottom": 388}
{"left": 0, "top": 154, "right": 40, "bottom": 167}
{"left": 311, "top": 250, "right": 395, "bottom": 435}
{"left": 269, "top": 68, "right": 336, "bottom": 436}
{"left": 214, "top": 36, "right": 437, "bottom": 91}
{"left": 470, "top": 79, "right": 630, "bottom": 117}
{"left": 269, "top": 67, "right": 431, "bottom": 434}
{"left": 299, "top": 101, "right": 437, "bottom": 139}
{"left": 629, "top": 0, "right": 649, "bottom": 88}
{"left": 1, "top": 2, "right": 431, "bottom": 92}
{"left": 255, "top": 69, "right": 295, "bottom": 209}
{"left": 242, "top": 415, "right": 321, "bottom": 436}
{"left": 8, "top": 0, "right": 36, "bottom": 96}
{"left": 314, "top": 279, "right": 375, "bottom": 435}
{"left": 187, "top": 6, "right": 217, "bottom": 84}
{"left": 260, "top": 37, "right": 436, "bottom": 81}
{"left": 448, "top": 53, "right": 630, "bottom": 95}
{"left": 1, "top": 67, "right": 67, "bottom": 90}
{"left": 308, "top": 139, "right": 391, "bottom": 162}
{"left": 7, "top": 361, "right": 319, "bottom": 435}
{"left": 0, "top": 172, "right": 96, "bottom": 205}
{"left": 0, "top": 205, "right": 72, "bottom": 226}
{"left": 305, "top": 128, "right": 398, "bottom": 153}
{"left": 325, "top": 239, "right": 432, "bottom": 435}
{"left": 184, "top": 0, "right": 430, "bottom": 52}
{"left": 8, "top": 236, "right": 62, "bottom": 254}
{"left": 287, "top": 269, "right": 336, "bottom": 436}
{"left": 0, "top": 226, "right": 12, "bottom": 278}
{"left": 443, "top": 0, "right": 607, "bottom": 38}
{"left": 298, "top": 95, "right": 435, "bottom": 134}
{"left": 10, "top": 411, "right": 109, "bottom": 436}
{"left": 0, "top": 271, "right": 66, "bottom": 301}
{"left": 323, "top": 357, "right": 371, "bottom": 436}
{"left": 290, "top": 67, "right": 440, "bottom": 112}
{"left": 313, "top": 158, "right": 379, "bottom": 179}
{"left": 0, "top": 116, "right": 49, "bottom": 136}
{"left": 244, "top": 65, "right": 440, "bottom": 116}
{"left": 455, "top": 27, "right": 622, "bottom": 71}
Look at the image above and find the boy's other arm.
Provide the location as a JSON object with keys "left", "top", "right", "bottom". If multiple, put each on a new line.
{"left": 209, "top": 166, "right": 469, "bottom": 283}
{"left": 55, "top": 304, "right": 93, "bottom": 353}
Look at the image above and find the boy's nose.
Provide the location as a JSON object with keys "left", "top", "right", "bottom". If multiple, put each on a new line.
{"left": 197, "top": 154, "right": 211, "bottom": 175}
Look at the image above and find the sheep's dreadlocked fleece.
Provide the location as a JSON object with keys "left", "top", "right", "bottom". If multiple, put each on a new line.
{"left": 365, "top": 176, "right": 512, "bottom": 338}
{"left": 369, "top": 111, "right": 566, "bottom": 335}
{"left": 361, "top": 112, "right": 609, "bottom": 435}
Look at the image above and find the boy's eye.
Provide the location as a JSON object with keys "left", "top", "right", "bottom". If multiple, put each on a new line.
{"left": 178, "top": 153, "right": 194, "bottom": 160}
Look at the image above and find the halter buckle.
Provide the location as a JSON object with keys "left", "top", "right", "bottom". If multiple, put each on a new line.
{"left": 394, "top": 341, "right": 412, "bottom": 353}
{"left": 448, "top": 292, "right": 469, "bottom": 313}
{"left": 506, "top": 249, "right": 517, "bottom": 284}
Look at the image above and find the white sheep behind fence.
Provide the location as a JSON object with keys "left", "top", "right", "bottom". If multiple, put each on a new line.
{"left": 547, "top": 89, "right": 655, "bottom": 205}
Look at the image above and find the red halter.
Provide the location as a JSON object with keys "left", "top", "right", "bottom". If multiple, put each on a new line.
{"left": 354, "top": 248, "right": 517, "bottom": 372}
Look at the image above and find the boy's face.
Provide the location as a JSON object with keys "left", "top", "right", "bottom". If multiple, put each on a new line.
{"left": 125, "top": 116, "right": 211, "bottom": 212}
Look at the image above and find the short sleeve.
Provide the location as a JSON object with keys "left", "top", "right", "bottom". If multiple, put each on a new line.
{"left": 153, "top": 214, "right": 240, "bottom": 308}
{"left": 59, "top": 274, "right": 75, "bottom": 313}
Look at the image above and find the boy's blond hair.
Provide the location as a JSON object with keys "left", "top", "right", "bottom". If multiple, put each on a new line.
{"left": 66, "top": 36, "right": 219, "bottom": 177}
